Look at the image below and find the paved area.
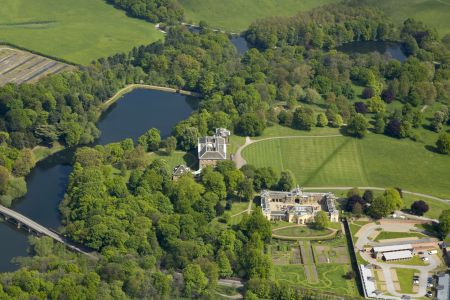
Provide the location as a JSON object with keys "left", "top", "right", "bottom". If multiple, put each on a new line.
{"left": 0, "top": 47, "right": 72, "bottom": 86}
{"left": 355, "top": 222, "right": 441, "bottom": 298}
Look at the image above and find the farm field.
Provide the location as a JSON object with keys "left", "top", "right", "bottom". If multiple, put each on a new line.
{"left": 0, "top": 0, "right": 162, "bottom": 65}
{"left": 0, "top": 48, "right": 72, "bottom": 86}
{"left": 180, "top": 0, "right": 334, "bottom": 32}
{"left": 366, "top": 0, "right": 450, "bottom": 37}
{"left": 242, "top": 132, "right": 450, "bottom": 199}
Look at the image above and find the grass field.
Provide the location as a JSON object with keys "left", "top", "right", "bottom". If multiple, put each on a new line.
{"left": 394, "top": 268, "right": 417, "bottom": 293}
{"left": 0, "top": 0, "right": 162, "bottom": 64}
{"left": 373, "top": 231, "right": 425, "bottom": 242}
{"left": 242, "top": 132, "right": 450, "bottom": 199}
{"left": 180, "top": 0, "right": 334, "bottom": 32}
{"left": 366, "top": 0, "right": 450, "bottom": 37}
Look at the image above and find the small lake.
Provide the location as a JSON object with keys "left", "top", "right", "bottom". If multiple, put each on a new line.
{"left": 0, "top": 89, "right": 195, "bottom": 271}
{"left": 337, "top": 41, "right": 407, "bottom": 62}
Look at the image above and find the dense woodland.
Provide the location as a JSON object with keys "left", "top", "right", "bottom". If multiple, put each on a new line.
{"left": 0, "top": 2, "right": 450, "bottom": 299}
{"left": 106, "top": 0, "right": 184, "bottom": 23}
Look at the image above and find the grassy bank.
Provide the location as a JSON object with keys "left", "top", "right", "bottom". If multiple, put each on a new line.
{"left": 0, "top": 0, "right": 162, "bottom": 64}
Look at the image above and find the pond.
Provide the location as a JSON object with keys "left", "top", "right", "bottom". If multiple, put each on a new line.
{"left": 337, "top": 41, "right": 407, "bottom": 62}
{"left": 0, "top": 89, "right": 195, "bottom": 272}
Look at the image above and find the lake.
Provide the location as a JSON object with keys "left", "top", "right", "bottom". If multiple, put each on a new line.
{"left": 0, "top": 89, "right": 195, "bottom": 271}
{"left": 337, "top": 41, "right": 407, "bottom": 62}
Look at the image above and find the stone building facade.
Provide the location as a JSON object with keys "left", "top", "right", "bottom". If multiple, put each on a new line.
{"left": 261, "top": 187, "right": 339, "bottom": 224}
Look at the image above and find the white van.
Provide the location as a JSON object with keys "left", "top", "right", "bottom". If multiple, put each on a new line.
{"left": 428, "top": 250, "right": 438, "bottom": 255}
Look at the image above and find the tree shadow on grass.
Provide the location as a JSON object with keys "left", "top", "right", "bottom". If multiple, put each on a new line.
{"left": 424, "top": 144, "right": 440, "bottom": 154}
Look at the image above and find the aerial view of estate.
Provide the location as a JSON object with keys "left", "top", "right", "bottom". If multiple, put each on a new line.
{"left": 0, "top": 0, "right": 449, "bottom": 299}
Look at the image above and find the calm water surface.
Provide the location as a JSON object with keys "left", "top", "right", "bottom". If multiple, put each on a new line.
{"left": 0, "top": 89, "right": 195, "bottom": 271}
{"left": 338, "top": 41, "right": 407, "bottom": 62}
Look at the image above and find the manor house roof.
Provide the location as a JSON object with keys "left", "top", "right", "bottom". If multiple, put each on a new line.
{"left": 198, "top": 136, "right": 226, "bottom": 160}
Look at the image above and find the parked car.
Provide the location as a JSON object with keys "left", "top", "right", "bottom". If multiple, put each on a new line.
{"left": 429, "top": 250, "right": 438, "bottom": 255}
{"left": 422, "top": 257, "right": 429, "bottom": 261}
{"left": 426, "top": 291, "right": 433, "bottom": 297}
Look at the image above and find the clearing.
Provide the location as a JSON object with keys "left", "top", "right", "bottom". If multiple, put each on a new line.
{"left": 180, "top": 0, "right": 334, "bottom": 32}
{"left": 0, "top": 0, "right": 162, "bottom": 65}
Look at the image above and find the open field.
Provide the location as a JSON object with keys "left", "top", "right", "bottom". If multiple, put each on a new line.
{"left": 0, "top": 48, "right": 72, "bottom": 86}
{"left": 366, "top": 0, "right": 450, "bottom": 37}
{"left": 180, "top": 0, "right": 334, "bottom": 32}
{"left": 0, "top": 0, "right": 162, "bottom": 65}
{"left": 242, "top": 132, "right": 450, "bottom": 199}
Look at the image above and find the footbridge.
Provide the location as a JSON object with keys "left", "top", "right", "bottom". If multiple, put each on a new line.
{"left": 0, "top": 204, "right": 97, "bottom": 259}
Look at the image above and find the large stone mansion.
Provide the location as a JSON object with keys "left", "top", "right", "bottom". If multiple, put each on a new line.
{"left": 261, "top": 187, "right": 339, "bottom": 224}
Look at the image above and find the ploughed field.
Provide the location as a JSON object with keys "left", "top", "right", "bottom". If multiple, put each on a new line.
{"left": 0, "top": 48, "right": 72, "bottom": 86}
{"left": 0, "top": 0, "right": 162, "bottom": 65}
{"left": 180, "top": 0, "right": 334, "bottom": 32}
{"left": 242, "top": 133, "right": 450, "bottom": 199}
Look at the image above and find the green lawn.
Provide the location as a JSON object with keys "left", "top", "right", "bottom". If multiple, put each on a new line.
{"left": 180, "top": 0, "right": 334, "bottom": 32}
{"left": 148, "top": 151, "right": 197, "bottom": 169}
{"left": 394, "top": 268, "right": 418, "bottom": 294}
{"left": 273, "top": 226, "right": 333, "bottom": 238}
{"left": 242, "top": 132, "right": 450, "bottom": 199}
{"left": 366, "top": 0, "right": 450, "bottom": 37}
{"left": 374, "top": 231, "right": 425, "bottom": 242}
{"left": 0, "top": 0, "right": 162, "bottom": 64}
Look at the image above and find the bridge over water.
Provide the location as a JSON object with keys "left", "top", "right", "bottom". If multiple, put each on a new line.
{"left": 0, "top": 204, "right": 97, "bottom": 259}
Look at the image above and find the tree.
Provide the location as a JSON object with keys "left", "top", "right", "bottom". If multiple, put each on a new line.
{"left": 314, "top": 211, "right": 329, "bottom": 229}
{"left": 439, "top": 210, "right": 450, "bottom": 238}
{"left": 362, "top": 87, "right": 375, "bottom": 99}
{"left": 411, "top": 200, "right": 429, "bottom": 216}
{"left": 363, "top": 190, "right": 374, "bottom": 203}
{"left": 138, "top": 128, "right": 161, "bottom": 152}
{"left": 0, "top": 166, "right": 10, "bottom": 195}
{"left": 201, "top": 168, "right": 226, "bottom": 200}
{"left": 352, "top": 202, "right": 363, "bottom": 216}
{"left": 374, "top": 117, "right": 386, "bottom": 134}
{"left": 316, "top": 113, "right": 328, "bottom": 127}
{"left": 369, "top": 189, "right": 403, "bottom": 219}
{"left": 253, "top": 167, "right": 278, "bottom": 191}
{"left": 164, "top": 136, "right": 177, "bottom": 155}
{"left": 346, "top": 114, "right": 368, "bottom": 138}
{"left": 292, "top": 107, "right": 315, "bottom": 130}
{"left": 436, "top": 133, "right": 450, "bottom": 154}
{"left": 12, "top": 149, "right": 36, "bottom": 177}
{"left": 235, "top": 113, "right": 265, "bottom": 136}
{"left": 303, "top": 88, "right": 321, "bottom": 103}
{"left": 277, "top": 170, "right": 295, "bottom": 191}
{"left": 217, "top": 250, "right": 233, "bottom": 278}
{"left": 183, "top": 264, "right": 209, "bottom": 298}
